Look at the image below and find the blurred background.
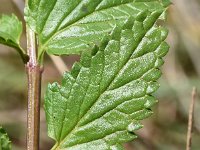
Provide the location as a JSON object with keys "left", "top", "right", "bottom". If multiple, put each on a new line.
{"left": 0, "top": 0, "right": 200, "bottom": 149}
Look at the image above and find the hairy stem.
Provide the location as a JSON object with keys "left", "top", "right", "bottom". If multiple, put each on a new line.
{"left": 26, "top": 25, "right": 42, "bottom": 150}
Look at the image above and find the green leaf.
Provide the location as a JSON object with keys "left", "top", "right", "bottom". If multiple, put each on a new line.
{"left": 0, "top": 14, "right": 29, "bottom": 63}
{"left": 45, "top": 9, "right": 169, "bottom": 150}
{"left": 0, "top": 127, "right": 11, "bottom": 150}
{"left": 25, "top": 0, "right": 170, "bottom": 58}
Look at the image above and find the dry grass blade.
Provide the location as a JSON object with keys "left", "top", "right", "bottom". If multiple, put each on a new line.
{"left": 49, "top": 55, "right": 69, "bottom": 74}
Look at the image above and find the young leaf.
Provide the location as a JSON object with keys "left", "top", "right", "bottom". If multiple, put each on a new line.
{"left": 45, "top": 9, "right": 169, "bottom": 150}
{"left": 0, "top": 127, "right": 11, "bottom": 150}
{"left": 0, "top": 15, "right": 28, "bottom": 63}
{"left": 25, "top": 0, "right": 170, "bottom": 58}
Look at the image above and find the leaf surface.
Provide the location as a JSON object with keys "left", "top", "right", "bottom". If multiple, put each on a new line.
{"left": 0, "top": 15, "right": 28, "bottom": 63}
{"left": 0, "top": 127, "right": 11, "bottom": 150}
{"left": 25, "top": 0, "right": 170, "bottom": 57}
{"left": 45, "top": 8, "right": 169, "bottom": 150}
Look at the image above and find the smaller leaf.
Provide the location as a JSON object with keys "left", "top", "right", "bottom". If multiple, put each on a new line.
{"left": 0, "top": 127, "right": 11, "bottom": 150}
{"left": 0, "top": 14, "right": 29, "bottom": 63}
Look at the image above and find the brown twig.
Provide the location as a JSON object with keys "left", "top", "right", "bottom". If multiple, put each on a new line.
{"left": 11, "top": 0, "right": 24, "bottom": 15}
{"left": 186, "top": 87, "right": 197, "bottom": 150}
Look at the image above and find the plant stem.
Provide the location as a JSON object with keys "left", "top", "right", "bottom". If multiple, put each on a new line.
{"left": 26, "top": 25, "right": 42, "bottom": 150}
